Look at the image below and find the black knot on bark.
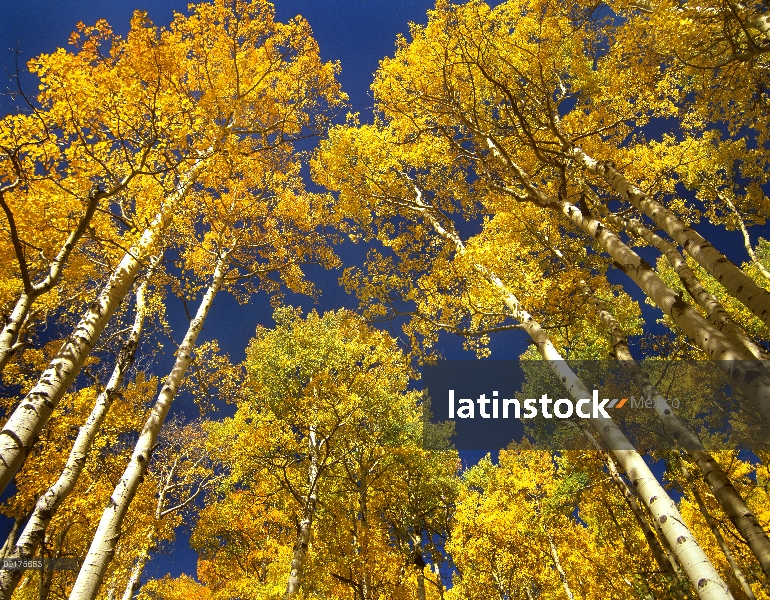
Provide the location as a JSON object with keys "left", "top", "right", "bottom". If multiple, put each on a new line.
{"left": 659, "top": 515, "right": 667, "bottom": 523}
{"left": 742, "top": 369, "right": 761, "bottom": 385}
{"left": 677, "top": 535, "right": 686, "bottom": 544}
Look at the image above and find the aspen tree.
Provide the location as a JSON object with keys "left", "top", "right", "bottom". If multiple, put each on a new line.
{"left": 69, "top": 253, "right": 230, "bottom": 600}
{"left": 352, "top": 0, "right": 770, "bottom": 424}
{"left": 580, "top": 281, "right": 770, "bottom": 581}
{"left": 0, "top": 0, "right": 345, "bottom": 497}
{"left": 314, "top": 131, "right": 734, "bottom": 599}
{"left": 120, "top": 421, "right": 218, "bottom": 600}
{"left": 677, "top": 454, "right": 758, "bottom": 600}
{"left": 0, "top": 258, "right": 159, "bottom": 600}
{"left": 0, "top": 164, "right": 204, "bottom": 496}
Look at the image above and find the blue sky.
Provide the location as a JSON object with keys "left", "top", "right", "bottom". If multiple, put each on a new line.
{"left": 0, "top": 0, "right": 477, "bottom": 583}
{"left": 2, "top": 0, "right": 768, "bottom": 586}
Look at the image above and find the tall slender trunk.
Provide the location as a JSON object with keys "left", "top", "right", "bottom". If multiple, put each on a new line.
{"left": 37, "top": 523, "right": 71, "bottom": 600}
{"left": 409, "top": 187, "right": 734, "bottom": 600}
{"left": 547, "top": 534, "right": 575, "bottom": 600}
{"left": 599, "top": 440, "right": 684, "bottom": 592}
{"left": 488, "top": 137, "right": 770, "bottom": 427}
{"left": 720, "top": 194, "right": 770, "bottom": 284}
{"left": 285, "top": 424, "right": 320, "bottom": 598}
{"left": 416, "top": 564, "right": 426, "bottom": 600}
{"left": 412, "top": 528, "right": 426, "bottom": 600}
{"left": 0, "top": 263, "right": 156, "bottom": 600}
{"left": 121, "top": 443, "right": 203, "bottom": 600}
{"left": 68, "top": 254, "right": 227, "bottom": 600}
{"left": 583, "top": 283, "right": 770, "bottom": 581}
{"left": 523, "top": 180, "right": 770, "bottom": 426}
{"left": 0, "top": 514, "right": 24, "bottom": 559}
{"left": 0, "top": 190, "right": 100, "bottom": 374}
{"left": 586, "top": 425, "right": 684, "bottom": 598}
{"left": 120, "top": 543, "right": 151, "bottom": 600}
{"left": 0, "top": 159, "right": 205, "bottom": 496}
{"left": 678, "top": 455, "right": 757, "bottom": 600}
{"left": 601, "top": 481, "right": 666, "bottom": 599}
{"left": 570, "top": 147, "right": 770, "bottom": 331}
{"left": 592, "top": 200, "right": 768, "bottom": 363}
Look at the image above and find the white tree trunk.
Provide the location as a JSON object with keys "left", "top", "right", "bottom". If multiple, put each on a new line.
{"left": 68, "top": 254, "right": 227, "bottom": 600}
{"left": 412, "top": 530, "right": 426, "bottom": 600}
{"left": 720, "top": 193, "right": 770, "bottom": 283}
{"left": 594, "top": 203, "right": 769, "bottom": 362}
{"left": 120, "top": 549, "right": 150, "bottom": 600}
{"left": 585, "top": 284, "right": 770, "bottom": 581}
{"left": 550, "top": 194, "right": 770, "bottom": 425}
{"left": 593, "top": 433, "right": 683, "bottom": 589}
{"left": 490, "top": 146, "right": 770, "bottom": 425}
{"left": 0, "top": 266, "right": 155, "bottom": 600}
{"left": 0, "top": 190, "right": 101, "bottom": 374}
{"left": 0, "top": 160, "right": 204, "bottom": 496}
{"left": 547, "top": 535, "right": 575, "bottom": 600}
{"left": 0, "top": 292, "right": 32, "bottom": 374}
{"left": 410, "top": 188, "right": 734, "bottom": 600}
{"left": 570, "top": 147, "right": 770, "bottom": 331}
{"left": 285, "top": 424, "right": 320, "bottom": 598}
{"left": 749, "top": 13, "right": 770, "bottom": 44}
{"left": 678, "top": 456, "right": 757, "bottom": 600}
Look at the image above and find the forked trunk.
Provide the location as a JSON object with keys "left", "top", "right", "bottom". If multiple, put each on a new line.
{"left": 0, "top": 190, "right": 101, "bottom": 373}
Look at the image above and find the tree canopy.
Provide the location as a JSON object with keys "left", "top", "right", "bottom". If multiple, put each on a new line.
{"left": 0, "top": 0, "right": 769, "bottom": 598}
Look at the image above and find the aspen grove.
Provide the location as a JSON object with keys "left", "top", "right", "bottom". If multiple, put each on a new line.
{"left": 0, "top": 0, "right": 769, "bottom": 598}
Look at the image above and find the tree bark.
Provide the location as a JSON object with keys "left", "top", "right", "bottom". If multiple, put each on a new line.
{"left": 409, "top": 187, "right": 734, "bottom": 600}
{"left": 0, "top": 514, "right": 24, "bottom": 559}
{"left": 600, "top": 441, "right": 684, "bottom": 592}
{"left": 678, "top": 455, "right": 757, "bottom": 600}
{"left": 720, "top": 193, "right": 770, "bottom": 283}
{"left": 0, "top": 263, "right": 156, "bottom": 600}
{"left": 495, "top": 154, "right": 770, "bottom": 426}
{"left": 68, "top": 254, "right": 227, "bottom": 600}
{"left": 285, "top": 424, "right": 320, "bottom": 598}
{"left": 591, "top": 197, "right": 769, "bottom": 363}
{"left": 582, "top": 280, "right": 770, "bottom": 581}
{"left": 0, "top": 158, "right": 205, "bottom": 497}
{"left": 570, "top": 147, "right": 770, "bottom": 332}
{"left": 120, "top": 546, "right": 150, "bottom": 600}
{"left": 0, "top": 189, "right": 101, "bottom": 374}
{"left": 547, "top": 535, "right": 575, "bottom": 600}
{"left": 412, "top": 529, "right": 426, "bottom": 600}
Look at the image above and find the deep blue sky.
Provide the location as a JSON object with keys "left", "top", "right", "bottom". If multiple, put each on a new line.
{"left": 0, "top": 0, "right": 477, "bottom": 584}
{"left": 2, "top": 0, "right": 768, "bottom": 587}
